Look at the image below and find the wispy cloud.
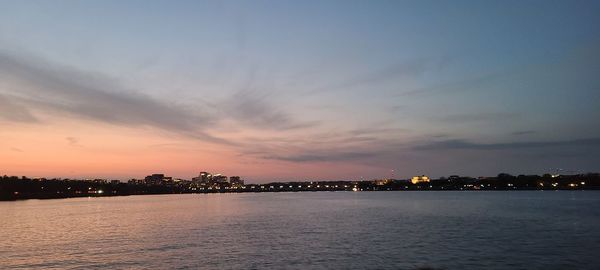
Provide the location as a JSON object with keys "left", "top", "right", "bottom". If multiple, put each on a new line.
{"left": 223, "top": 89, "right": 318, "bottom": 130}
{"left": 65, "top": 137, "right": 82, "bottom": 147}
{"left": 0, "top": 94, "right": 38, "bottom": 123}
{"left": 395, "top": 72, "right": 501, "bottom": 97}
{"left": 306, "top": 57, "right": 449, "bottom": 95}
{"left": 439, "top": 112, "right": 519, "bottom": 123}
{"left": 511, "top": 130, "right": 536, "bottom": 136}
{"left": 0, "top": 51, "right": 230, "bottom": 142}
{"left": 0, "top": 51, "right": 319, "bottom": 145}
{"left": 333, "top": 58, "right": 438, "bottom": 88}
{"left": 241, "top": 129, "right": 407, "bottom": 165}
{"left": 263, "top": 151, "right": 378, "bottom": 163}
{"left": 414, "top": 138, "right": 600, "bottom": 151}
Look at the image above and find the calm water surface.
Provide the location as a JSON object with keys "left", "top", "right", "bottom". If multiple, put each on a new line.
{"left": 1, "top": 191, "right": 599, "bottom": 269}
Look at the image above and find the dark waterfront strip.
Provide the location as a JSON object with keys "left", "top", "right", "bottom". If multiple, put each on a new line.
{"left": 1, "top": 173, "right": 599, "bottom": 201}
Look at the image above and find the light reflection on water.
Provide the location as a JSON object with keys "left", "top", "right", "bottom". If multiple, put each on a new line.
{"left": 1, "top": 191, "right": 599, "bottom": 269}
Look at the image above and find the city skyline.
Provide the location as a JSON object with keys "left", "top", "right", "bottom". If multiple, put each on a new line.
{"left": 1, "top": 0, "right": 600, "bottom": 182}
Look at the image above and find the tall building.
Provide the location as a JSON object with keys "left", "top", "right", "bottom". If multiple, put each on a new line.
{"left": 200, "top": 172, "right": 212, "bottom": 182}
{"left": 192, "top": 172, "right": 212, "bottom": 184}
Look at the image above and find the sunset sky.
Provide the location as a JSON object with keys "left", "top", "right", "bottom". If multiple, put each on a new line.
{"left": 1, "top": 0, "right": 599, "bottom": 182}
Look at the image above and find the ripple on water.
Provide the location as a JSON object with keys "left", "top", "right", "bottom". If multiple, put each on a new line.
{"left": 1, "top": 191, "right": 599, "bottom": 270}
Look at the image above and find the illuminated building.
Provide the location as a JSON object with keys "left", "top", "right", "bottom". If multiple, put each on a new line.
{"left": 192, "top": 172, "right": 212, "bottom": 184}
{"left": 212, "top": 174, "right": 228, "bottom": 184}
{"left": 411, "top": 175, "right": 430, "bottom": 184}
{"left": 374, "top": 179, "right": 391, "bottom": 186}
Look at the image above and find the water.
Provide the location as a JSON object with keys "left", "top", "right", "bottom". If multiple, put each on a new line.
{"left": 1, "top": 191, "right": 599, "bottom": 270}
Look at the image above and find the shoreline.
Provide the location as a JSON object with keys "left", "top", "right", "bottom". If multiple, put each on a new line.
{"left": 2, "top": 188, "right": 598, "bottom": 202}
{"left": 3, "top": 173, "right": 599, "bottom": 201}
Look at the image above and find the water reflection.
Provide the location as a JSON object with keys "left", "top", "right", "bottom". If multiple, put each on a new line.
{"left": 1, "top": 191, "right": 599, "bottom": 269}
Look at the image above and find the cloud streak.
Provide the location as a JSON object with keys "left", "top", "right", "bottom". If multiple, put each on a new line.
{"left": 0, "top": 94, "right": 38, "bottom": 123}
{"left": 511, "top": 130, "right": 536, "bottom": 136}
{"left": 241, "top": 130, "right": 407, "bottom": 165}
{"left": 0, "top": 50, "right": 319, "bottom": 146}
{"left": 0, "top": 51, "right": 215, "bottom": 133}
{"left": 65, "top": 137, "right": 82, "bottom": 147}
{"left": 439, "top": 112, "right": 519, "bottom": 123}
{"left": 223, "top": 89, "right": 318, "bottom": 130}
{"left": 263, "top": 151, "right": 378, "bottom": 163}
{"left": 414, "top": 138, "right": 600, "bottom": 151}
{"left": 305, "top": 57, "right": 449, "bottom": 95}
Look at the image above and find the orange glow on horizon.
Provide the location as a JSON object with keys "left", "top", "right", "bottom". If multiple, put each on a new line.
{"left": 0, "top": 117, "right": 380, "bottom": 182}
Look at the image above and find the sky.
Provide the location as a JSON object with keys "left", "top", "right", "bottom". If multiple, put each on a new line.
{"left": 1, "top": 0, "right": 599, "bottom": 182}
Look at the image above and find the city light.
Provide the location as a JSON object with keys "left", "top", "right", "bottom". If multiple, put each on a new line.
{"left": 2, "top": 172, "right": 597, "bottom": 201}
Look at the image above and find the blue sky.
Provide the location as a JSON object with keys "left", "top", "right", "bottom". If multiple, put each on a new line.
{"left": 1, "top": 0, "right": 599, "bottom": 180}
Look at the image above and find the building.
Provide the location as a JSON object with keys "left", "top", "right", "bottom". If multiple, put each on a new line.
{"left": 212, "top": 174, "right": 228, "bottom": 184}
{"left": 192, "top": 172, "right": 212, "bottom": 184}
{"left": 411, "top": 175, "right": 430, "bottom": 184}
{"left": 374, "top": 179, "right": 391, "bottom": 186}
{"left": 128, "top": 179, "right": 144, "bottom": 185}
{"left": 145, "top": 174, "right": 167, "bottom": 185}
